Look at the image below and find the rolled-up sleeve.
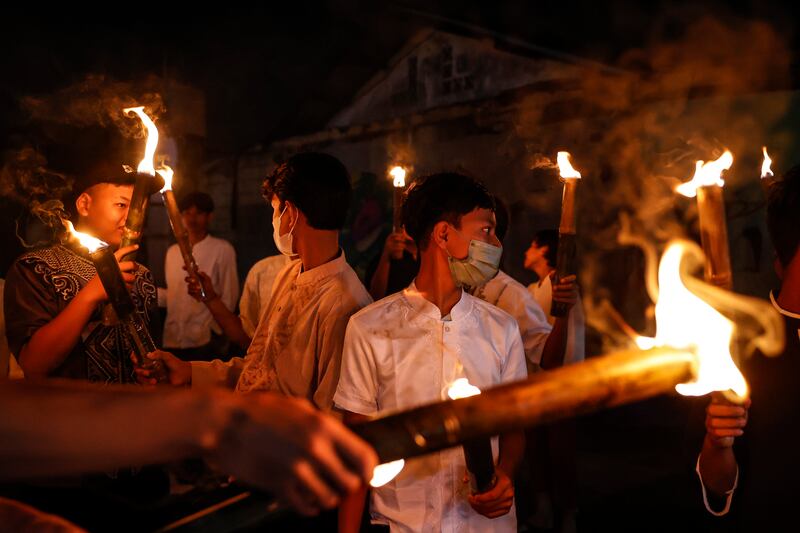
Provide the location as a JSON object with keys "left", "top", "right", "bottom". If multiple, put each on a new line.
{"left": 191, "top": 357, "right": 246, "bottom": 389}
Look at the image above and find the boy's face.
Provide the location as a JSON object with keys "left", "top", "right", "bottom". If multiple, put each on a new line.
{"left": 181, "top": 206, "right": 212, "bottom": 235}
{"left": 446, "top": 207, "right": 500, "bottom": 259}
{"left": 524, "top": 240, "right": 551, "bottom": 271}
{"left": 76, "top": 183, "right": 133, "bottom": 247}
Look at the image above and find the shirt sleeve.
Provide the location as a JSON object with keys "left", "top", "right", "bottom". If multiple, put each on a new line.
{"left": 313, "top": 305, "right": 356, "bottom": 412}
{"left": 191, "top": 357, "right": 247, "bottom": 389}
{"left": 2, "top": 259, "right": 60, "bottom": 357}
{"left": 497, "top": 284, "right": 552, "bottom": 368}
{"left": 695, "top": 453, "right": 738, "bottom": 516}
{"left": 501, "top": 324, "right": 529, "bottom": 384}
{"left": 218, "top": 243, "right": 239, "bottom": 312}
{"left": 238, "top": 266, "right": 260, "bottom": 339}
{"left": 334, "top": 317, "right": 380, "bottom": 416}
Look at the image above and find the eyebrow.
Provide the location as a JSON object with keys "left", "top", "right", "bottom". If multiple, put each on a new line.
{"left": 117, "top": 195, "right": 131, "bottom": 203}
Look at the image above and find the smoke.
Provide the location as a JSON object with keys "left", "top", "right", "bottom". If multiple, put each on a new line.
{"left": 513, "top": 13, "right": 793, "bottom": 352}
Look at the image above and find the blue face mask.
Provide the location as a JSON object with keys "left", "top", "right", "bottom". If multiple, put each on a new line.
{"left": 445, "top": 226, "right": 503, "bottom": 288}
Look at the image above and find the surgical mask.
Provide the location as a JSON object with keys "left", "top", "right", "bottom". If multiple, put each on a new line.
{"left": 272, "top": 205, "right": 297, "bottom": 256}
{"left": 445, "top": 227, "right": 503, "bottom": 288}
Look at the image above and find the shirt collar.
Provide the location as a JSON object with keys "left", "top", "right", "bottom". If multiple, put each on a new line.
{"left": 403, "top": 280, "right": 472, "bottom": 321}
{"left": 296, "top": 250, "right": 347, "bottom": 286}
{"left": 770, "top": 290, "right": 800, "bottom": 320}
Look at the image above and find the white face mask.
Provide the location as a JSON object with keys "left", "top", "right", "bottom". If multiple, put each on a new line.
{"left": 445, "top": 225, "right": 503, "bottom": 288}
{"left": 272, "top": 205, "right": 297, "bottom": 256}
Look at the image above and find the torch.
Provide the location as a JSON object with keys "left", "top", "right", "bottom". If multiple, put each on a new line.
{"left": 67, "top": 223, "right": 157, "bottom": 366}
{"left": 761, "top": 146, "right": 775, "bottom": 195}
{"left": 552, "top": 151, "right": 582, "bottom": 317}
{"left": 358, "top": 240, "right": 777, "bottom": 478}
{"left": 157, "top": 165, "right": 207, "bottom": 301}
{"left": 389, "top": 166, "right": 407, "bottom": 233}
{"left": 676, "top": 151, "right": 733, "bottom": 290}
{"left": 447, "top": 378, "right": 496, "bottom": 494}
{"left": 119, "top": 106, "right": 162, "bottom": 262}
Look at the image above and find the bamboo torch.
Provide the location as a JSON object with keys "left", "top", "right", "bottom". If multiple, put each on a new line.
{"left": 676, "top": 151, "right": 733, "bottom": 289}
{"left": 67, "top": 223, "right": 157, "bottom": 366}
{"left": 552, "top": 151, "right": 581, "bottom": 317}
{"left": 157, "top": 165, "right": 207, "bottom": 301}
{"left": 446, "top": 378, "right": 496, "bottom": 494}
{"left": 389, "top": 166, "right": 407, "bottom": 233}
{"left": 119, "top": 106, "right": 162, "bottom": 262}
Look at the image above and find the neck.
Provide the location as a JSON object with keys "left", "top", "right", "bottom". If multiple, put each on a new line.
{"left": 414, "top": 249, "right": 462, "bottom": 317}
{"left": 535, "top": 263, "right": 554, "bottom": 282}
{"left": 778, "top": 255, "right": 800, "bottom": 314}
{"left": 188, "top": 231, "right": 208, "bottom": 246}
{"left": 296, "top": 229, "right": 340, "bottom": 271}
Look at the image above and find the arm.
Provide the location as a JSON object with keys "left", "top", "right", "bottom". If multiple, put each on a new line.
{"left": 539, "top": 275, "right": 578, "bottom": 370}
{"left": 368, "top": 232, "right": 410, "bottom": 300}
{"left": 0, "top": 380, "right": 378, "bottom": 516}
{"left": 187, "top": 271, "right": 251, "bottom": 350}
{"left": 339, "top": 410, "right": 372, "bottom": 533}
{"left": 697, "top": 394, "right": 748, "bottom": 515}
{"left": 17, "top": 245, "right": 139, "bottom": 378}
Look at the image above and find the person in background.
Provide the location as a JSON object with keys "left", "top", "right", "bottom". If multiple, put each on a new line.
{"left": 365, "top": 228, "right": 419, "bottom": 300}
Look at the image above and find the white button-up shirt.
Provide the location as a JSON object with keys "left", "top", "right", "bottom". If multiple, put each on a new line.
{"left": 238, "top": 254, "right": 291, "bottom": 338}
{"left": 528, "top": 275, "right": 585, "bottom": 365}
{"left": 191, "top": 251, "right": 372, "bottom": 411}
{"left": 335, "top": 282, "right": 528, "bottom": 533}
{"left": 472, "top": 270, "right": 552, "bottom": 368}
{"left": 162, "top": 235, "right": 239, "bottom": 349}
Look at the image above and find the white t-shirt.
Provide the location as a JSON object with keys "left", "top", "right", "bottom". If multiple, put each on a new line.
{"left": 472, "top": 270, "right": 552, "bottom": 368}
{"left": 527, "top": 275, "right": 585, "bottom": 365}
{"left": 162, "top": 235, "right": 239, "bottom": 349}
{"left": 335, "top": 282, "right": 527, "bottom": 533}
{"left": 238, "top": 255, "right": 291, "bottom": 338}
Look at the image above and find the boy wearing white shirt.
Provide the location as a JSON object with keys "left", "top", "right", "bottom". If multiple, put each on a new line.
{"left": 336, "top": 173, "right": 529, "bottom": 533}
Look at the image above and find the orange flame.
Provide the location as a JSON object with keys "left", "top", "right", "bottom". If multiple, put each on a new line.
{"left": 447, "top": 377, "right": 482, "bottom": 400}
{"left": 389, "top": 166, "right": 406, "bottom": 188}
{"left": 370, "top": 459, "right": 406, "bottom": 488}
{"left": 761, "top": 146, "right": 774, "bottom": 179}
{"left": 123, "top": 106, "right": 159, "bottom": 176}
{"left": 636, "top": 240, "right": 747, "bottom": 399}
{"left": 556, "top": 152, "right": 582, "bottom": 180}
{"left": 676, "top": 151, "right": 733, "bottom": 198}
{"left": 65, "top": 221, "right": 107, "bottom": 254}
{"left": 156, "top": 165, "right": 174, "bottom": 193}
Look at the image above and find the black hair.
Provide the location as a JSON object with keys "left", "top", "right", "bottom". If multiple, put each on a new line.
{"left": 402, "top": 172, "right": 494, "bottom": 249}
{"left": 262, "top": 152, "right": 352, "bottom": 230}
{"left": 494, "top": 196, "right": 510, "bottom": 242}
{"left": 178, "top": 191, "right": 215, "bottom": 213}
{"left": 533, "top": 229, "right": 559, "bottom": 268}
{"left": 767, "top": 166, "right": 800, "bottom": 267}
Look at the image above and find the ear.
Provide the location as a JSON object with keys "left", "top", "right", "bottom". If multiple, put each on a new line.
{"left": 75, "top": 192, "right": 92, "bottom": 218}
{"left": 431, "top": 221, "right": 451, "bottom": 250}
{"left": 284, "top": 200, "right": 302, "bottom": 227}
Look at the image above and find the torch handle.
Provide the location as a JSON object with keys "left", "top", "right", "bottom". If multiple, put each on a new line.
{"left": 163, "top": 191, "right": 207, "bottom": 300}
{"left": 551, "top": 231, "right": 577, "bottom": 317}
{"left": 462, "top": 438, "right": 496, "bottom": 494}
{"left": 393, "top": 187, "right": 404, "bottom": 233}
{"left": 120, "top": 173, "right": 157, "bottom": 262}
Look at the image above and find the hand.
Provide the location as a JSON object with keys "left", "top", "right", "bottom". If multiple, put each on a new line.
{"left": 82, "top": 245, "right": 140, "bottom": 305}
{"left": 705, "top": 392, "right": 750, "bottom": 449}
{"left": 383, "top": 232, "right": 416, "bottom": 261}
{"left": 467, "top": 466, "right": 514, "bottom": 519}
{"left": 211, "top": 394, "right": 379, "bottom": 516}
{"left": 134, "top": 350, "right": 192, "bottom": 387}
{"left": 185, "top": 268, "right": 217, "bottom": 303}
{"left": 551, "top": 274, "right": 578, "bottom": 311}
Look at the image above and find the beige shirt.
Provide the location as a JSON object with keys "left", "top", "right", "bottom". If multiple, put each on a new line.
{"left": 191, "top": 252, "right": 371, "bottom": 411}
{"left": 528, "top": 275, "right": 585, "bottom": 365}
{"left": 335, "top": 282, "right": 527, "bottom": 533}
{"left": 238, "top": 255, "right": 292, "bottom": 338}
{"left": 472, "top": 270, "right": 552, "bottom": 368}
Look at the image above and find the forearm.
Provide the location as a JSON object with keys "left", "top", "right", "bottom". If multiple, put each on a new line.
{"left": 539, "top": 317, "right": 569, "bottom": 370}
{"left": 205, "top": 296, "right": 251, "bottom": 349}
{"left": 0, "top": 380, "right": 235, "bottom": 480}
{"left": 19, "top": 290, "right": 98, "bottom": 377}
{"left": 699, "top": 436, "right": 738, "bottom": 496}
{"left": 497, "top": 431, "right": 525, "bottom": 476}
{"left": 368, "top": 254, "right": 391, "bottom": 301}
{"left": 338, "top": 485, "right": 368, "bottom": 533}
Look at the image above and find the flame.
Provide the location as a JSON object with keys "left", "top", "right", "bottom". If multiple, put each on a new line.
{"left": 123, "top": 106, "right": 159, "bottom": 176}
{"left": 447, "top": 377, "right": 482, "bottom": 400}
{"left": 65, "top": 221, "right": 107, "bottom": 254}
{"left": 637, "top": 240, "right": 748, "bottom": 399}
{"left": 761, "top": 146, "right": 774, "bottom": 179}
{"left": 389, "top": 166, "right": 406, "bottom": 188}
{"left": 556, "top": 152, "right": 582, "bottom": 180}
{"left": 676, "top": 151, "right": 733, "bottom": 198}
{"left": 370, "top": 459, "right": 405, "bottom": 488}
{"left": 156, "top": 165, "right": 174, "bottom": 193}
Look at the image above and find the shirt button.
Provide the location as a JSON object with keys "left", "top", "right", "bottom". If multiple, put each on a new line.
{"left": 445, "top": 327, "right": 450, "bottom": 332}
